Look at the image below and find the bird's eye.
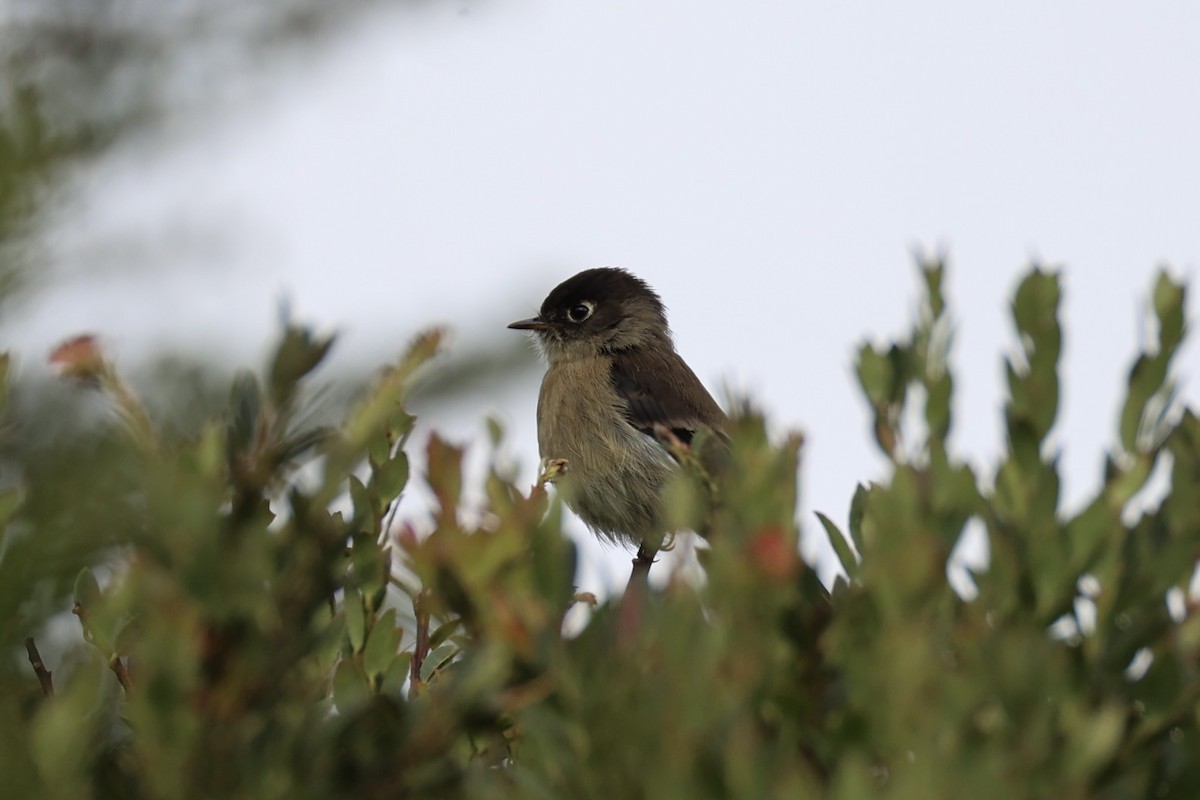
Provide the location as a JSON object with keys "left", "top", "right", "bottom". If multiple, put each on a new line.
{"left": 567, "top": 301, "right": 595, "bottom": 322}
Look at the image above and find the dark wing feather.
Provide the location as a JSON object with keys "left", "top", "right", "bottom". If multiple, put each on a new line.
{"left": 609, "top": 349, "right": 727, "bottom": 445}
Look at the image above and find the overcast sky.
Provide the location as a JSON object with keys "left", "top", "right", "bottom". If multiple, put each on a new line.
{"left": 10, "top": 2, "right": 1199, "bottom": 593}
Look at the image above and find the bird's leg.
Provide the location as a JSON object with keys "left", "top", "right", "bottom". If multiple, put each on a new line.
{"left": 617, "top": 544, "right": 658, "bottom": 649}
{"left": 629, "top": 544, "right": 658, "bottom": 586}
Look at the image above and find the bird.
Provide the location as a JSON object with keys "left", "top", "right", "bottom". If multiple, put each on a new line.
{"left": 508, "top": 267, "right": 727, "bottom": 566}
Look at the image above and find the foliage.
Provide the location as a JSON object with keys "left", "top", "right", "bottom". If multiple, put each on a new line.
{"left": 3, "top": 7, "right": 1197, "bottom": 796}
{"left": 0, "top": 257, "right": 1195, "bottom": 799}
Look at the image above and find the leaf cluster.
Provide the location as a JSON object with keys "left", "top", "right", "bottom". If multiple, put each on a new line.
{"left": 0, "top": 261, "right": 1196, "bottom": 800}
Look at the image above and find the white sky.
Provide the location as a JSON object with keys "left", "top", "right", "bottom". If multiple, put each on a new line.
{"left": 8, "top": 2, "right": 1199, "bottom": 594}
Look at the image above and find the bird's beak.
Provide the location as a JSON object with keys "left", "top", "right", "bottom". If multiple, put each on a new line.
{"left": 508, "top": 317, "right": 553, "bottom": 331}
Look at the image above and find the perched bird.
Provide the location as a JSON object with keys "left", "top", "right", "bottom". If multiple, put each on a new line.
{"left": 508, "top": 267, "right": 727, "bottom": 558}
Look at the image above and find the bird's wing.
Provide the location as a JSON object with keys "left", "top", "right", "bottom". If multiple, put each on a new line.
{"left": 609, "top": 350, "right": 727, "bottom": 445}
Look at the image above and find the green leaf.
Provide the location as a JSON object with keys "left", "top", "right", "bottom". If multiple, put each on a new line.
{"left": 363, "top": 608, "right": 403, "bottom": 682}
{"left": 315, "top": 335, "right": 437, "bottom": 507}
{"left": 366, "top": 428, "right": 391, "bottom": 466}
{"left": 847, "top": 483, "right": 868, "bottom": 553}
{"left": 31, "top": 652, "right": 107, "bottom": 796}
{"left": 332, "top": 657, "right": 369, "bottom": 711}
{"left": 1117, "top": 272, "right": 1186, "bottom": 455}
{"left": 426, "top": 434, "right": 465, "bottom": 514}
{"left": 383, "top": 652, "right": 413, "bottom": 694}
{"left": 348, "top": 475, "right": 374, "bottom": 534}
{"left": 1006, "top": 268, "right": 1062, "bottom": 445}
{"left": 72, "top": 568, "right": 112, "bottom": 654}
{"left": 921, "top": 260, "right": 946, "bottom": 320}
{"left": 854, "top": 344, "right": 894, "bottom": 410}
{"left": 924, "top": 372, "right": 953, "bottom": 442}
{"left": 371, "top": 451, "right": 409, "bottom": 505}
{"left": 815, "top": 511, "right": 858, "bottom": 579}
{"left": 1064, "top": 705, "right": 1125, "bottom": 778}
{"left": 1119, "top": 355, "right": 1166, "bottom": 453}
{"left": 350, "top": 532, "right": 386, "bottom": 599}
{"left": 226, "top": 371, "right": 262, "bottom": 456}
{"left": 73, "top": 567, "right": 102, "bottom": 609}
{"left": 428, "top": 617, "right": 463, "bottom": 651}
{"left": 1011, "top": 268, "right": 1062, "bottom": 341}
{"left": 1152, "top": 270, "right": 1185, "bottom": 352}
{"left": 529, "top": 506, "right": 577, "bottom": 608}
{"left": 1107, "top": 452, "right": 1153, "bottom": 508}
{"left": 268, "top": 325, "right": 336, "bottom": 409}
{"left": 345, "top": 591, "right": 366, "bottom": 654}
{"left": 1064, "top": 497, "right": 1119, "bottom": 575}
{"left": 420, "top": 642, "right": 459, "bottom": 683}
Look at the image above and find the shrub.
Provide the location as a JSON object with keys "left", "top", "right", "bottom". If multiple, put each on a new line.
{"left": 2, "top": 262, "right": 1197, "bottom": 799}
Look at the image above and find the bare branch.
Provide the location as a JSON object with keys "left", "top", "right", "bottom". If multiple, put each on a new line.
{"left": 24, "top": 637, "right": 54, "bottom": 698}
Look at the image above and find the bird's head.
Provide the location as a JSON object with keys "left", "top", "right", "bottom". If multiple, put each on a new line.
{"left": 508, "top": 267, "right": 673, "bottom": 362}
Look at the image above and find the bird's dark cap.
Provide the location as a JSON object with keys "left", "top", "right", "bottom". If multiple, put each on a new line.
{"left": 508, "top": 267, "right": 669, "bottom": 343}
{"left": 539, "top": 268, "right": 663, "bottom": 318}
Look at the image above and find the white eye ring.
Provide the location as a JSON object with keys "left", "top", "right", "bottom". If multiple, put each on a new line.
{"left": 567, "top": 301, "right": 595, "bottom": 323}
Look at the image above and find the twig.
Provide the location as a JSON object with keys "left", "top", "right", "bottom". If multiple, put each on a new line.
{"left": 408, "top": 588, "right": 431, "bottom": 700}
{"left": 382, "top": 498, "right": 401, "bottom": 546}
{"left": 24, "top": 637, "right": 54, "bottom": 697}
{"left": 110, "top": 656, "right": 133, "bottom": 692}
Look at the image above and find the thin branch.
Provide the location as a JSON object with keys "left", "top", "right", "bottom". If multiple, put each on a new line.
{"left": 24, "top": 637, "right": 54, "bottom": 697}
{"left": 382, "top": 498, "right": 401, "bottom": 545}
{"left": 408, "top": 588, "right": 431, "bottom": 700}
{"left": 110, "top": 655, "right": 133, "bottom": 692}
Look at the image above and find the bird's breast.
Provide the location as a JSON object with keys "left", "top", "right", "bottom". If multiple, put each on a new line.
{"left": 538, "top": 357, "right": 625, "bottom": 465}
{"left": 535, "top": 356, "right": 673, "bottom": 544}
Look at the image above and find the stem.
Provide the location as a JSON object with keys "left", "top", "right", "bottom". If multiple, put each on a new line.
{"left": 24, "top": 637, "right": 54, "bottom": 698}
{"left": 110, "top": 655, "right": 133, "bottom": 692}
{"left": 408, "top": 588, "right": 431, "bottom": 700}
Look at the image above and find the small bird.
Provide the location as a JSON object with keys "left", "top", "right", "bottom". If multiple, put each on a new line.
{"left": 508, "top": 268, "right": 727, "bottom": 560}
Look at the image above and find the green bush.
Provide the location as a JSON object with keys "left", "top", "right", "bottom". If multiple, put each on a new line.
{"left": 2, "top": 257, "right": 1197, "bottom": 799}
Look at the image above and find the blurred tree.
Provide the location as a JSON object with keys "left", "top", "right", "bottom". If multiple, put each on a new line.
{"left": 0, "top": 0, "right": 478, "bottom": 304}
{"left": 1, "top": 4, "right": 1198, "bottom": 798}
